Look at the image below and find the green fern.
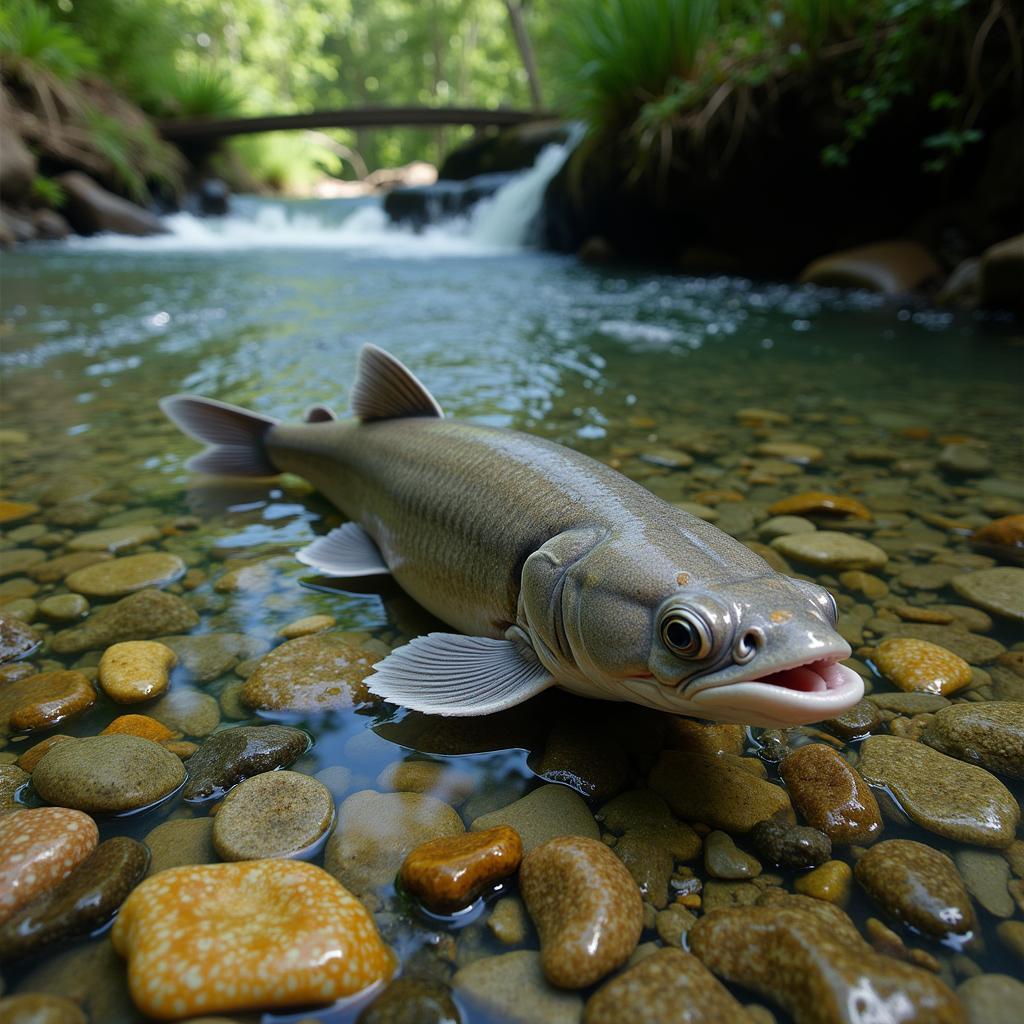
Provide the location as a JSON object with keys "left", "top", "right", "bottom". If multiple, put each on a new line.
{"left": 0, "top": 0, "right": 97, "bottom": 81}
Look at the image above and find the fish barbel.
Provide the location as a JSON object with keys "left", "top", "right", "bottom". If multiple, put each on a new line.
{"left": 161, "top": 344, "right": 863, "bottom": 727}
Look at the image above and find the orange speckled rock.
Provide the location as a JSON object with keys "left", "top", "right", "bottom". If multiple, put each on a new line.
{"left": 767, "top": 491, "right": 872, "bottom": 520}
{"left": 98, "top": 641, "right": 177, "bottom": 703}
{"left": 16, "top": 733, "right": 76, "bottom": 772}
{"left": 111, "top": 860, "right": 395, "bottom": 1020}
{"left": 0, "top": 670, "right": 96, "bottom": 736}
{"left": 520, "top": 835, "right": 643, "bottom": 989}
{"left": 0, "top": 807, "right": 98, "bottom": 924}
{"left": 101, "top": 714, "right": 176, "bottom": 742}
{"left": 874, "top": 638, "right": 972, "bottom": 696}
{"left": 400, "top": 825, "right": 523, "bottom": 913}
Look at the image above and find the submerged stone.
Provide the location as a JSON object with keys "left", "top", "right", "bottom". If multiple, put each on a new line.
{"left": 183, "top": 724, "right": 309, "bottom": 800}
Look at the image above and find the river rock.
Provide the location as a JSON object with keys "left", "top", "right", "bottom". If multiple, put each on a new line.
{"left": 147, "top": 688, "right": 220, "bottom": 736}
{"left": 952, "top": 567, "right": 1024, "bottom": 622}
{"left": 954, "top": 848, "right": 1014, "bottom": 918}
{"left": 767, "top": 492, "right": 871, "bottom": 520}
{"left": 794, "top": 859, "right": 853, "bottom": 904}
{"left": 97, "top": 640, "right": 176, "bottom": 703}
{"left": 798, "top": 240, "right": 941, "bottom": 293}
{"left": 38, "top": 593, "right": 89, "bottom": 622}
{"left": 857, "top": 735, "right": 1019, "bottom": 847}
{"left": 65, "top": 552, "right": 185, "bottom": 597}
{"left": 528, "top": 721, "right": 629, "bottom": 802}
{"left": 279, "top": 613, "right": 336, "bottom": 638}
{"left": 921, "top": 702, "right": 1024, "bottom": 779}
{"left": 748, "top": 819, "right": 832, "bottom": 869}
{"left": 873, "top": 637, "right": 972, "bottom": 696}
{"left": 211, "top": 770, "right": 334, "bottom": 861}
{"left": 584, "top": 947, "right": 751, "bottom": 1024}
{"left": 0, "top": 549, "right": 46, "bottom": 578}
{"left": 938, "top": 444, "right": 991, "bottom": 477}
{"left": 454, "top": 950, "right": 583, "bottom": 1024}
{"left": 489, "top": 895, "right": 530, "bottom": 945}
{"left": 325, "top": 790, "right": 465, "bottom": 896}
{"left": 0, "top": 670, "right": 96, "bottom": 736}
{"left": 29, "top": 551, "right": 113, "bottom": 583}
{"left": 869, "top": 691, "right": 951, "bottom": 714}
{"left": 400, "top": 825, "right": 523, "bottom": 912}
{"left": 143, "top": 816, "right": 216, "bottom": 876}
{"left": 598, "top": 789, "right": 674, "bottom": 833}
{"left": 612, "top": 828, "right": 674, "bottom": 908}
{"left": 0, "top": 763, "right": 30, "bottom": 810}
{"left": 57, "top": 171, "right": 168, "bottom": 236}
{"left": 111, "top": 860, "right": 394, "bottom": 1018}
{"left": 51, "top": 589, "right": 199, "bottom": 654}
{"left": 972, "top": 514, "right": 1024, "bottom": 562}
{"left": 689, "top": 899, "right": 965, "bottom": 1024}
{"left": 771, "top": 531, "right": 887, "bottom": 570}
{"left": 0, "top": 993, "right": 87, "bottom": 1024}
{"left": 822, "top": 698, "right": 881, "bottom": 740}
{"left": 470, "top": 783, "right": 599, "bottom": 852}
{"left": 0, "top": 836, "right": 148, "bottom": 959}
{"left": 158, "top": 631, "right": 268, "bottom": 682}
{"left": 183, "top": 724, "right": 309, "bottom": 801}
{"left": 957, "top": 974, "right": 1024, "bottom": 1024}
{"left": 758, "top": 514, "right": 817, "bottom": 539}
{"left": 648, "top": 750, "right": 794, "bottom": 833}
{"left": 376, "top": 759, "right": 476, "bottom": 804}
{"left": 855, "top": 839, "right": 976, "bottom": 942}
{"left": 241, "top": 632, "right": 379, "bottom": 711}
{"left": 33, "top": 735, "right": 185, "bottom": 814}
{"left": 0, "top": 807, "right": 99, "bottom": 925}
{"left": 65, "top": 524, "right": 160, "bottom": 553}
{"left": 100, "top": 713, "right": 174, "bottom": 743}
{"left": 357, "top": 976, "right": 460, "bottom": 1024}
{"left": 665, "top": 718, "right": 746, "bottom": 756}
{"left": 704, "top": 830, "right": 762, "bottom": 879}
{"left": 779, "top": 743, "right": 883, "bottom": 845}
{"left": 520, "top": 835, "right": 642, "bottom": 988}
{"left": 0, "top": 611, "right": 41, "bottom": 663}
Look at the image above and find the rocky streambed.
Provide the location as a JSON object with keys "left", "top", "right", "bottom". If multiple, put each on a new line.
{"left": 1, "top": 244, "right": 1022, "bottom": 1023}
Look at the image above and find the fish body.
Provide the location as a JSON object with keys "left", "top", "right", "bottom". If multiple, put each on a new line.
{"left": 162, "top": 345, "right": 863, "bottom": 726}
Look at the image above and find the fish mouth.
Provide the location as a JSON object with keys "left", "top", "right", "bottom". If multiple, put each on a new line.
{"left": 686, "top": 654, "right": 864, "bottom": 727}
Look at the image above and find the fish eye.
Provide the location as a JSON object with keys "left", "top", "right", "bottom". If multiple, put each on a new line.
{"left": 660, "top": 611, "right": 712, "bottom": 659}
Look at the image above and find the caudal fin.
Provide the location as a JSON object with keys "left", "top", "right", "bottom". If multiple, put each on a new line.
{"left": 160, "top": 395, "right": 279, "bottom": 476}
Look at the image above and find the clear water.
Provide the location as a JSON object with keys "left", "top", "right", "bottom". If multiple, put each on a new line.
{"left": 1, "top": 195, "right": 1022, "bottom": 1022}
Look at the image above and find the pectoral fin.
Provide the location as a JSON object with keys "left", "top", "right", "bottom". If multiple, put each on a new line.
{"left": 366, "top": 632, "right": 555, "bottom": 716}
{"left": 295, "top": 523, "right": 390, "bottom": 576}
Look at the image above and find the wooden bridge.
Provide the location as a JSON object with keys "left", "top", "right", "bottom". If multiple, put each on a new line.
{"left": 159, "top": 105, "right": 552, "bottom": 143}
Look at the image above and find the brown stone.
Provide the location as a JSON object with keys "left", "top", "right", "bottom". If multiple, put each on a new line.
{"left": 767, "top": 491, "right": 871, "bottom": 520}
{"left": 0, "top": 671, "right": 96, "bottom": 737}
{"left": 399, "top": 825, "right": 523, "bottom": 913}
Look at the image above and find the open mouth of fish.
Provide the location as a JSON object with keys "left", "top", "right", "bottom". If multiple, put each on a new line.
{"left": 685, "top": 654, "right": 864, "bottom": 726}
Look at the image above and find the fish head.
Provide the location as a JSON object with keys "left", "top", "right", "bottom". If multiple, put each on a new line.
{"left": 524, "top": 533, "right": 863, "bottom": 728}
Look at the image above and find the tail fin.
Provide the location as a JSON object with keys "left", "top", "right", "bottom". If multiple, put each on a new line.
{"left": 160, "top": 395, "right": 279, "bottom": 476}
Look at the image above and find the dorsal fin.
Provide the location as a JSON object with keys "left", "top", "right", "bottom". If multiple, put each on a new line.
{"left": 350, "top": 344, "right": 444, "bottom": 422}
{"left": 304, "top": 403, "right": 338, "bottom": 423}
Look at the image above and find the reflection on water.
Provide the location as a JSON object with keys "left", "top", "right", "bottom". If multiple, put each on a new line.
{"left": 1, "top": 205, "right": 1022, "bottom": 1022}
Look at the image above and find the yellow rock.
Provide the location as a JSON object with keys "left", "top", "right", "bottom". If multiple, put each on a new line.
{"left": 873, "top": 638, "right": 972, "bottom": 696}
{"left": 278, "top": 613, "right": 336, "bottom": 639}
{"left": 65, "top": 553, "right": 185, "bottom": 597}
{"left": 0, "top": 501, "right": 39, "bottom": 525}
{"left": 794, "top": 859, "right": 852, "bottom": 905}
{"left": 98, "top": 641, "right": 177, "bottom": 704}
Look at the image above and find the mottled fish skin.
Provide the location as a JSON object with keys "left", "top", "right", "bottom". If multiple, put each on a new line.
{"left": 162, "top": 346, "right": 864, "bottom": 726}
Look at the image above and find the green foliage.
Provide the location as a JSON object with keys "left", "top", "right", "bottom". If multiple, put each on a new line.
{"left": 30, "top": 173, "right": 65, "bottom": 207}
{"left": 0, "top": 0, "right": 96, "bottom": 81}
{"left": 157, "top": 67, "right": 243, "bottom": 119}
{"left": 82, "top": 107, "right": 183, "bottom": 201}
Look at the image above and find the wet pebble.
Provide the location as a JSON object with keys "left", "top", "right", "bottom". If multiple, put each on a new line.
{"left": 111, "top": 860, "right": 394, "bottom": 1018}
{"left": 748, "top": 820, "right": 832, "bottom": 870}
{"left": 528, "top": 721, "right": 628, "bottom": 801}
{"left": 0, "top": 611, "right": 41, "bottom": 663}
{"left": 357, "top": 976, "right": 460, "bottom": 1024}
{"left": 143, "top": 817, "right": 216, "bottom": 876}
{"left": 0, "top": 549, "right": 47, "bottom": 578}
{"left": 705, "top": 830, "right": 762, "bottom": 879}
{"left": 794, "top": 859, "right": 853, "bottom": 904}
{"left": 37, "top": 593, "right": 88, "bottom": 621}
{"left": 33, "top": 735, "right": 185, "bottom": 814}
{"left": 157, "top": 631, "right": 265, "bottom": 683}
{"left": 648, "top": 751, "right": 794, "bottom": 834}
{"left": 822, "top": 698, "right": 881, "bottom": 740}
{"left": 838, "top": 569, "right": 889, "bottom": 599}
{"left": 278, "top": 613, "right": 336, "bottom": 638}
{"left": 400, "top": 825, "right": 523, "bottom": 913}
{"left": 29, "top": 551, "right": 113, "bottom": 584}
{"left": 952, "top": 566, "right": 1024, "bottom": 622}
{"left": 759, "top": 515, "right": 816, "bottom": 539}
{"left": 97, "top": 640, "right": 177, "bottom": 703}
{"left": 65, "top": 524, "right": 159, "bottom": 552}
{"left": 182, "top": 724, "right": 308, "bottom": 801}
{"left": 520, "top": 835, "right": 643, "bottom": 988}
{"left": 488, "top": 895, "right": 530, "bottom": 945}
{"left": 0, "top": 994, "right": 86, "bottom": 1024}
{"left": 767, "top": 491, "right": 872, "bottom": 520}
{"left": 0, "top": 807, "right": 98, "bottom": 924}
{"left": 0, "top": 836, "right": 148, "bottom": 959}
{"left": 50, "top": 589, "right": 198, "bottom": 654}
{"left": 612, "top": 829, "right": 674, "bottom": 908}
{"left": 957, "top": 973, "right": 1024, "bottom": 1024}
{"left": 922, "top": 701, "right": 1024, "bottom": 779}
{"left": 873, "top": 637, "right": 972, "bottom": 696}
{"left": 869, "top": 691, "right": 951, "bottom": 714}
{"left": 377, "top": 759, "right": 475, "bottom": 804}
{"left": 147, "top": 688, "right": 220, "bottom": 736}
{"left": 454, "top": 950, "right": 583, "bottom": 1024}
{"left": 325, "top": 790, "right": 465, "bottom": 896}
{"left": 470, "top": 782, "right": 599, "bottom": 853}
{"left": 855, "top": 839, "right": 977, "bottom": 942}
{"left": 0, "top": 670, "right": 96, "bottom": 736}
{"left": 858, "top": 734, "right": 1019, "bottom": 847}
{"left": 771, "top": 531, "right": 887, "bottom": 570}
{"left": 100, "top": 713, "right": 174, "bottom": 742}
{"left": 938, "top": 443, "right": 991, "bottom": 476}
{"left": 211, "top": 769, "right": 334, "bottom": 861}
{"left": 664, "top": 718, "right": 746, "bottom": 757}
{"left": 65, "top": 552, "right": 185, "bottom": 597}
{"left": 779, "top": 743, "right": 883, "bottom": 845}
{"left": 954, "top": 849, "right": 1014, "bottom": 919}
{"left": 689, "top": 898, "right": 964, "bottom": 1024}
{"left": 583, "top": 947, "right": 751, "bottom": 1024}
{"left": 241, "top": 632, "right": 379, "bottom": 711}
{"left": 0, "top": 763, "right": 30, "bottom": 809}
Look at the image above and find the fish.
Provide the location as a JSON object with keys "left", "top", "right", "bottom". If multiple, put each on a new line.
{"left": 161, "top": 344, "right": 864, "bottom": 727}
